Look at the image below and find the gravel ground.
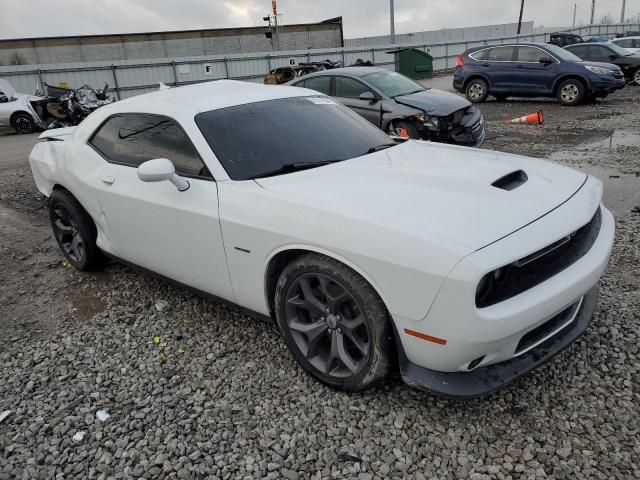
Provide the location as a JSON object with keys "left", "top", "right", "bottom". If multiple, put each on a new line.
{"left": 1, "top": 85, "right": 639, "bottom": 480}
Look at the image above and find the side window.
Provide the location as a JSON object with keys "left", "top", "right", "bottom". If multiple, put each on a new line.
{"left": 302, "top": 76, "right": 332, "bottom": 95}
{"left": 517, "top": 47, "right": 553, "bottom": 62}
{"left": 569, "top": 46, "right": 587, "bottom": 58}
{"left": 488, "top": 47, "right": 515, "bottom": 61}
{"left": 335, "top": 77, "right": 370, "bottom": 98}
{"left": 0, "top": 91, "right": 7, "bottom": 103}
{"left": 90, "top": 114, "right": 211, "bottom": 178}
{"left": 588, "top": 46, "right": 610, "bottom": 60}
{"left": 470, "top": 49, "right": 490, "bottom": 61}
{"left": 615, "top": 39, "right": 632, "bottom": 48}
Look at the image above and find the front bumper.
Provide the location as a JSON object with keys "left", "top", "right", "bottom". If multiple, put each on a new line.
{"left": 589, "top": 75, "right": 626, "bottom": 94}
{"left": 398, "top": 284, "right": 600, "bottom": 398}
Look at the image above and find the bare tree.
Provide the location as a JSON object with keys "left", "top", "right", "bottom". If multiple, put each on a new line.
{"left": 599, "top": 13, "right": 614, "bottom": 24}
{"left": 8, "top": 51, "right": 27, "bottom": 65}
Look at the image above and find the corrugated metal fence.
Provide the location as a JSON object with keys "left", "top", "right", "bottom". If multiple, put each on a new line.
{"left": 1, "top": 22, "right": 637, "bottom": 100}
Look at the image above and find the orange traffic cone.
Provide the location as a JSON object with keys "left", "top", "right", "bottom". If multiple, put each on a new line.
{"left": 507, "top": 110, "right": 544, "bottom": 125}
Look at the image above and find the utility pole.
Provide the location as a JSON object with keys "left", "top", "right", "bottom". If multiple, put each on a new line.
{"left": 573, "top": 3, "right": 577, "bottom": 27}
{"left": 621, "top": 0, "right": 626, "bottom": 22}
{"left": 517, "top": 0, "right": 525, "bottom": 34}
{"left": 590, "top": 0, "right": 596, "bottom": 24}
{"left": 390, "top": 0, "right": 396, "bottom": 44}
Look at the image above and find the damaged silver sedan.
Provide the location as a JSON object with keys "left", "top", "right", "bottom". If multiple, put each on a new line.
{"left": 288, "top": 67, "right": 485, "bottom": 147}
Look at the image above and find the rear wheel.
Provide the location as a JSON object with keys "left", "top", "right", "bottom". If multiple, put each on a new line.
{"left": 557, "top": 78, "right": 585, "bottom": 106}
{"left": 274, "top": 253, "right": 394, "bottom": 391}
{"left": 465, "top": 78, "right": 489, "bottom": 103}
{"left": 11, "top": 113, "right": 35, "bottom": 134}
{"left": 633, "top": 68, "right": 640, "bottom": 86}
{"left": 48, "top": 190, "right": 105, "bottom": 270}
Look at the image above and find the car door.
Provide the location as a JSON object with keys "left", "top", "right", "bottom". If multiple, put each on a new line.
{"left": 88, "top": 113, "right": 235, "bottom": 300}
{"left": 512, "top": 46, "right": 558, "bottom": 94}
{"left": 484, "top": 46, "right": 516, "bottom": 92}
{"left": 333, "top": 76, "right": 382, "bottom": 126}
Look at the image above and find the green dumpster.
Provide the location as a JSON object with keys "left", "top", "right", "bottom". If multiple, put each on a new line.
{"left": 386, "top": 47, "right": 433, "bottom": 79}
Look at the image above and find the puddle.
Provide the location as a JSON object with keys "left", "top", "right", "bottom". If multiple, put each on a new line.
{"left": 572, "top": 164, "right": 639, "bottom": 215}
{"left": 547, "top": 130, "right": 640, "bottom": 216}
{"left": 584, "top": 130, "right": 640, "bottom": 149}
{"left": 71, "top": 290, "right": 106, "bottom": 321}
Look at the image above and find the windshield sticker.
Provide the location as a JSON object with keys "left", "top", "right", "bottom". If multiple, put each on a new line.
{"left": 307, "top": 97, "right": 338, "bottom": 105}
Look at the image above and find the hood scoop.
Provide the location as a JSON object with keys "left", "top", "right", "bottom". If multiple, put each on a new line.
{"left": 492, "top": 170, "right": 528, "bottom": 191}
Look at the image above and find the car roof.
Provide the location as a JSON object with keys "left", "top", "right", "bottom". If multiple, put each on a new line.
{"left": 296, "top": 67, "right": 384, "bottom": 79}
{"left": 468, "top": 42, "right": 550, "bottom": 51}
{"left": 102, "top": 80, "right": 316, "bottom": 114}
{"left": 565, "top": 41, "right": 612, "bottom": 46}
{"left": 613, "top": 36, "right": 640, "bottom": 40}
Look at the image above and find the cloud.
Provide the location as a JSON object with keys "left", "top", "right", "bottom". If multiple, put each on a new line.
{"left": 0, "top": 0, "right": 636, "bottom": 40}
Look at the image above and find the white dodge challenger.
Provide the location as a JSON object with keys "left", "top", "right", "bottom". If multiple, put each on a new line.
{"left": 29, "top": 80, "right": 614, "bottom": 397}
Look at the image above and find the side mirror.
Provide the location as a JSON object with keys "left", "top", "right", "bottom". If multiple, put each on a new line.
{"left": 539, "top": 58, "right": 553, "bottom": 64}
{"left": 609, "top": 54, "right": 618, "bottom": 60}
{"left": 137, "top": 158, "right": 190, "bottom": 192}
{"left": 359, "top": 91, "right": 379, "bottom": 102}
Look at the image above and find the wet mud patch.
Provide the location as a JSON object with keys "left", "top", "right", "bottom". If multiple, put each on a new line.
{"left": 71, "top": 288, "right": 107, "bottom": 321}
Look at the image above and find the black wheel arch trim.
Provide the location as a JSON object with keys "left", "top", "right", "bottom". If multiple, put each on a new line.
{"left": 552, "top": 74, "right": 591, "bottom": 93}
{"left": 463, "top": 74, "right": 492, "bottom": 90}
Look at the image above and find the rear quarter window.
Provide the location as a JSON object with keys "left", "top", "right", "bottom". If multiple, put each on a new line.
{"left": 469, "top": 49, "right": 490, "bottom": 61}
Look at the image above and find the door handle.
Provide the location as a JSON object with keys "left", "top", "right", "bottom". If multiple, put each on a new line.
{"left": 102, "top": 176, "right": 115, "bottom": 185}
{"left": 515, "top": 65, "right": 524, "bottom": 69}
{"left": 481, "top": 63, "right": 490, "bottom": 67}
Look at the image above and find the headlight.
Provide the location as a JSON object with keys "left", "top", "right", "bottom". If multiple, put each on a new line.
{"left": 423, "top": 116, "right": 440, "bottom": 129}
{"left": 585, "top": 65, "right": 614, "bottom": 75}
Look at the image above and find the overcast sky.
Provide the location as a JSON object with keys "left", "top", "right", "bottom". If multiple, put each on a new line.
{"left": 1, "top": 0, "right": 638, "bottom": 40}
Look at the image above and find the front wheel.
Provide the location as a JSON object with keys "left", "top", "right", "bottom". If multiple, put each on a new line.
{"left": 465, "top": 79, "right": 489, "bottom": 103}
{"left": 557, "top": 79, "right": 585, "bottom": 106}
{"left": 12, "top": 113, "right": 35, "bottom": 134}
{"left": 386, "top": 119, "right": 420, "bottom": 139}
{"left": 633, "top": 68, "right": 640, "bottom": 86}
{"left": 274, "top": 254, "right": 394, "bottom": 391}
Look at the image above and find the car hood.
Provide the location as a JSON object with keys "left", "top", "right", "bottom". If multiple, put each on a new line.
{"left": 255, "top": 141, "right": 587, "bottom": 251}
{"left": 394, "top": 88, "right": 471, "bottom": 116}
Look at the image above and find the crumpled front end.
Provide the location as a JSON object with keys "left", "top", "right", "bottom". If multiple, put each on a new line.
{"left": 419, "top": 105, "right": 485, "bottom": 147}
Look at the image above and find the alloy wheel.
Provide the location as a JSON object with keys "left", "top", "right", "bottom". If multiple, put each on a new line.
{"left": 52, "top": 204, "right": 85, "bottom": 263}
{"left": 468, "top": 83, "right": 484, "bottom": 100}
{"left": 635, "top": 70, "right": 640, "bottom": 86}
{"left": 284, "top": 273, "right": 370, "bottom": 378}
{"left": 14, "top": 117, "right": 33, "bottom": 134}
{"left": 560, "top": 84, "right": 579, "bottom": 103}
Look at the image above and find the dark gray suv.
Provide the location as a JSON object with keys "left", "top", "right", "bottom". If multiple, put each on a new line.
{"left": 288, "top": 67, "right": 485, "bottom": 147}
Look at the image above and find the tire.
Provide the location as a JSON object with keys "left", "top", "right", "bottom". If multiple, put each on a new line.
{"left": 465, "top": 78, "right": 489, "bottom": 103}
{"left": 48, "top": 190, "right": 105, "bottom": 270}
{"left": 386, "top": 119, "right": 420, "bottom": 139}
{"left": 633, "top": 68, "right": 640, "bottom": 86}
{"left": 274, "top": 253, "right": 394, "bottom": 392}
{"left": 556, "top": 78, "right": 585, "bottom": 106}
{"left": 11, "top": 112, "right": 35, "bottom": 134}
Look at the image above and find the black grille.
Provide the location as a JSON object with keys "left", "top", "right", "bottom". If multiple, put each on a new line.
{"left": 515, "top": 300, "right": 579, "bottom": 355}
{"left": 476, "top": 207, "right": 602, "bottom": 308}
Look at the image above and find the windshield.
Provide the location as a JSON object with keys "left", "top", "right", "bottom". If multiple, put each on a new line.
{"left": 607, "top": 42, "right": 633, "bottom": 56}
{"left": 195, "top": 96, "right": 395, "bottom": 180}
{"left": 545, "top": 44, "right": 583, "bottom": 62}
{"left": 362, "top": 70, "right": 425, "bottom": 97}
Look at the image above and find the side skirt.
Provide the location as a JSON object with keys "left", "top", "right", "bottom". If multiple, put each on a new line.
{"left": 102, "top": 252, "right": 276, "bottom": 326}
